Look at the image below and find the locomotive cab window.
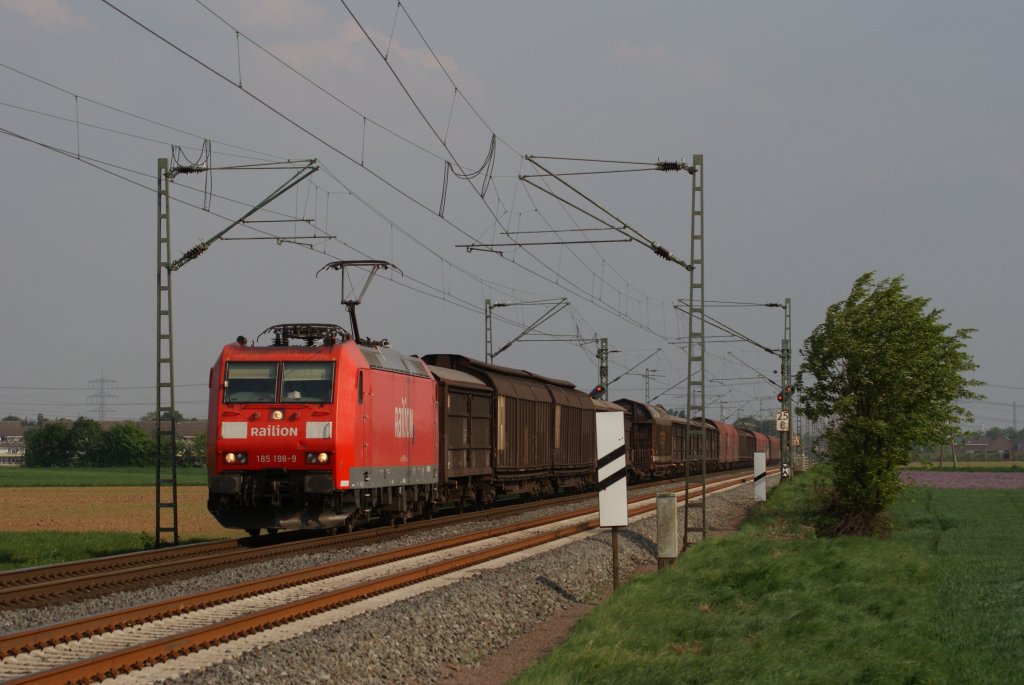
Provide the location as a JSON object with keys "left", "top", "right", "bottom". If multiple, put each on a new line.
{"left": 224, "top": 362, "right": 278, "bottom": 403}
{"left": 282, "top": 362, "right": 335, "bottom": 403}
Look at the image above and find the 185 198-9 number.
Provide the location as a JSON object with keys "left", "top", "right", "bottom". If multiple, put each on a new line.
{"left": 256, "top": 454, "right": 297, "bottom": 464}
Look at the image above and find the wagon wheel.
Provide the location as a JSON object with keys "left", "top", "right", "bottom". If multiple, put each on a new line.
{"left": 245, "top": 528, "right": 261, "bottom": 538}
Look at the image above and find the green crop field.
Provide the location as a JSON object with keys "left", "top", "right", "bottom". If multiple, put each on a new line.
{"left": 0, "top": 467, "right": 208, "bottom": 487}
{"left": 515, "top": 469, "right": 1024, "bottom": 685}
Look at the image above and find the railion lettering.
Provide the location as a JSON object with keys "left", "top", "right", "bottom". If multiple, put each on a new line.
{"left": 250, "top": 425, "right": 299, "bottom": 437}
{"left": 394, "top": 405, "right": 414, "bottom": 439}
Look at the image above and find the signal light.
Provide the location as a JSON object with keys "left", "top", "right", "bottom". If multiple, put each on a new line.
{"left": 777, "top": 391, "right": 785, "bottom": 403}
{"left": 777, "top": 385, "right": 795, "bottom": 403}
{"left": 589, "top": 384, "right": 606, "bottom": 399}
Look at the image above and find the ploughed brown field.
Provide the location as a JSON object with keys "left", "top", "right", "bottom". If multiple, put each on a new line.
{"left": 0, "top": 486, "right": 231, "bottom": 538}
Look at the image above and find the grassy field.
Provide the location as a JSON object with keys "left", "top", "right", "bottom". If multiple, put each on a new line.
{"left": 0, "top": 467, "right": 208, "bottom": 487}
{"left": 514, "top": 469, "right": 1023, "bottom": 684}
{"left": 0, "top": 531, "right": 217, "bottom": 571}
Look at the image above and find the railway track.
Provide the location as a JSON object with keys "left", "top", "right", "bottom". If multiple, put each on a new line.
{"left": 0, "top": 490, "right": 600, "bottom": 610}
{"left": 0, "top": 471, "right": 766, "bottom": 684}
{"left": 0, "top": 470, "right": 752, "bottom": 610}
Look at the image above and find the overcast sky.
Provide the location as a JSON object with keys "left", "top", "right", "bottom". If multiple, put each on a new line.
{"left": 0, "top": 1, "right": 1020, "bottom": 431}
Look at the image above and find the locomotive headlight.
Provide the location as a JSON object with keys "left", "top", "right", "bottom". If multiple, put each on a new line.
{"left": 271, "top": 410, "right": 284, "bottom": 421}
{"left": 306, "top": 452, "right": 330, "bottom": 464}
{"left": 224, "top": 453, "right": 237, "bottom": 464}
{"left": 237, "top": 452, "right": 248, "bottom": 464}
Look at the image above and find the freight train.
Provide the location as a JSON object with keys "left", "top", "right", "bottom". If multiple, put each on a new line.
{"left": 206, "top": 323, "right": 780, "bottom": 535}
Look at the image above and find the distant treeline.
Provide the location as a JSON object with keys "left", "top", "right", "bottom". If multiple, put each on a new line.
{"left": 23, "top": 418, "right": 205, "bottom": 468}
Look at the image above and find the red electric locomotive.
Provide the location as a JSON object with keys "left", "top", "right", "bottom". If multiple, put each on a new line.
{"left": 207, "top": 323, "right": 440, "bottom": 534}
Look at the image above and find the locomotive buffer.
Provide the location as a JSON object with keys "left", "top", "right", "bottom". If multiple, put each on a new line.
{"left": 597, "top": 413, "right": 628, "bottom": 589}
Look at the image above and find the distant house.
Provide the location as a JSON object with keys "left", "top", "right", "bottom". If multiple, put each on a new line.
{"left": 0, "top": 421, "right": 25, "bottom": 466}
{"left": 136, "top": 420, "right": 208, "bottom": 445}
{"left": 962, "top": 435, "right": 991, "bottom": 453}
{"left": 963, "top": 433, "right": 1015, "bottom": 457}
{"left": 987, "top": 435, "right": 1013, "bottom": 455}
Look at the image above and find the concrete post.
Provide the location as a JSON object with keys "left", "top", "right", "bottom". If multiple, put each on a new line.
{"left": 754, "top": 451, "right": 767, "bottom": 502}
{"left": 657, "top": 493, "right": 679, "bottom": 569}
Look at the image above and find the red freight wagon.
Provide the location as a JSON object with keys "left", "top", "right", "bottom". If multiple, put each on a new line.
{"left": 753, "top": 431, "right": 771, "bottom": 462}
{"left": 701, "top": 418, "right": 740, "bottom": 469}
{"left": 735, "top": 427, "right": 758, "bottom": 467}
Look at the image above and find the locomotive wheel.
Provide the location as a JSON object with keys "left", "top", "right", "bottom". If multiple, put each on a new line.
{"left": 245, "top": 528, "right": 261, "bottom": 538}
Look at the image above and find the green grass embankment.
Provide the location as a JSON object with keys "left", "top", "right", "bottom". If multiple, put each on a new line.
{"left": 515, "top": 468, "right": 1024, "bottom": 684}
{"left": 0, "top": 532, "right": 154, "bottom": 571}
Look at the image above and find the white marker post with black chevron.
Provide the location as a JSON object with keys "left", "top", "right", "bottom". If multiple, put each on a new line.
{"left": 597, "top": 413, "right": 627, "bottom": 527}
{"left": 596, "top": 412, "right": 627, "bottom": 589}
{"left": 754, "top": 451, "right": 767, "bottom": 502}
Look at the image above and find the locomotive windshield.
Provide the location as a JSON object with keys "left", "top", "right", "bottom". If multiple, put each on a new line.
{"left": 223, "top": 361, "right": 335, "bottom": 404}
{"left": 224, "top": 362, "right": 277, "bottom": 403}
{"left": 281, "top": 362, "right": 334, "bottom": 403}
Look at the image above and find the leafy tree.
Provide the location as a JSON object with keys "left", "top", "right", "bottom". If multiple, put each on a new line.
{"left": 984, "top": 426, "right": 1016, "bottom": 441}
{"left": 100, "top": 423, "right": 156, "bottom": 467}
{"left": 2, "top": 415, "right": 23, "bottom": 423}
{"left": 68, "top": 417, "right": 104, "bottom": 466}
{"left": 140, "top": 409, "right": 190, "bottom": 421}
{"left": 24, "top": 422, "right": 71, "bottom": 467}
{"left": 798, "top": 273, "right": 981, "bottom": 535}
{"left": 734, "top": 415, "right": 778, "bottom": 436}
